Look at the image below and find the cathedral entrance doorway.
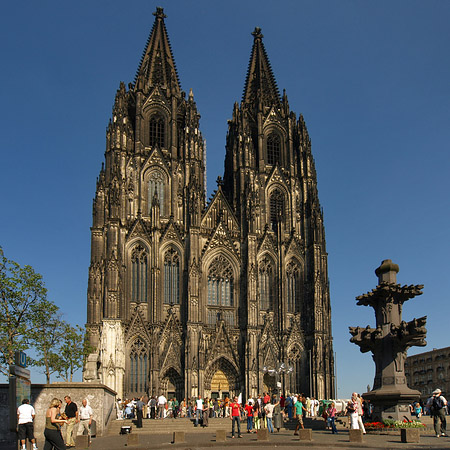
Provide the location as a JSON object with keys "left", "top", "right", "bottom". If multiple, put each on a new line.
{"left": 161, "top": 367, "right": 183, "bottom": 401}
{"left": 204, "top": 357, "right": 240, "bottom": 399}
{"left": 210, "top": 369, "right": 229, "bottom": 399}
{"left": 263, "top": 373, "right": 276, "bottom": 394}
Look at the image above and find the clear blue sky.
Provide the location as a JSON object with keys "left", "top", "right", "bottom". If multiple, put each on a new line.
{"left": 1, "top": 0, "right": 449, "bottom": 398}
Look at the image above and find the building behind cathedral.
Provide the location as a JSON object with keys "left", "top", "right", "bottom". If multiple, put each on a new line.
{"left": 84, "top": 7, "right": 335, "bottom": 401}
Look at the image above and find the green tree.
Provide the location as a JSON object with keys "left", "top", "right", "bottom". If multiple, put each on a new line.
{"left": 0, "top": 247, "right": 52, "bottom": 377}
{"left": 57, "top": 324, "right": 94, "bottom": 382}
{"left": 28, "top": 306, "right": 65, "bottom": 384}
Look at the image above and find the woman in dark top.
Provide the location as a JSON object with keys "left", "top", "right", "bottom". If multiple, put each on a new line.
{"left": 202, "top": 397, "right": 209, "bottom": 427}
{"left": 44, "top": 398, "right": 68, "bottom": 450}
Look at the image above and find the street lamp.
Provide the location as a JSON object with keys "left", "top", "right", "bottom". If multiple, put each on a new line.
{"left": 262, "top": 362, "right": 293, "bottom": 399}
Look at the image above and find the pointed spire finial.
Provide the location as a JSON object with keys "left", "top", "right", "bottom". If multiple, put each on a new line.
{"left": 252, "top": 27, "right": 263, "bottom": 40}
{"left": 153, "top": 7, "right": 167, "bottom": 20}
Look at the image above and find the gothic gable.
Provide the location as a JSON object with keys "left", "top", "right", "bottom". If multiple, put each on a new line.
{"left": 205, "top": 320, "right": 239, "bottom": 369}
{"left": 126, "top": 307, "right": 151, "bottom": 344}
{"left": 263, "top": 105, "right": 285, "bottom": 130}
{"left": 257, "top": 229, "right": 278, "bottom": 258}
{"left": 160, "top": 219, "right": 184, "bottom": 246}
{"left": 159, "top": 308, "right": 183, "bottom": 348}
{"left": 285, "top": 315, "right": 306, "bottom": 361}
{"left": 258, "top": 316, "right": 280, "bottom": 368}
{"left": 141, "top": 147, "right": 171, "bottom": 175}
{"left": 202, "top": 187, "right": 239, "bottom": 232}
{"left": 202, "top": 220, "right": 240, "bottom": 258}
{"left": 266, "top": 165, "right": 289, "bottom": 190}
{"left": 142, "top": 85, "right": 171, "bottom": 115}
{"left": 285, "top": 234, "right": 304, "bottom": 259}
{"left": 127, "top": 216, "right": 151, "bottom": 241}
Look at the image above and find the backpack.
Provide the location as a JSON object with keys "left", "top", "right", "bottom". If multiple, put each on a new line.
{"left": 433, "top": 396, "right": 445, "bottom": 411}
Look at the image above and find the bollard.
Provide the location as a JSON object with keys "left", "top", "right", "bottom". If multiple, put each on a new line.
{"left": 75, "top": 435, "right": 90, "bottom": 448}
{"left": 299, "top": 428, "right": 312, "bottom": 441}
{"left": 257, "top": 428, "right": 269, "bottom": 440}
{"left": 401, "top": 428, "right": 420, "bottom": 443}
{"left": 215, "top": 429, "right": 227, "bottom": 441}
{"left": 349, "top": 429, "right": 363, "bottom": 442}
{"left": 172, "top": 431, "right": 185, "bottom": 443}
{"left": 127, "top": 433, "right": 139, "bottom": 445}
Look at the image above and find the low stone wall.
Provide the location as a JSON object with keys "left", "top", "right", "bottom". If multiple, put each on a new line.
{"left": 0, "top": 382, "right": 116, "bottom": 449}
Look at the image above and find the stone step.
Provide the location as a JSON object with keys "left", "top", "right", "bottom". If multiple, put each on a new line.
{"left": 107, "top": 416, "right": 331, "bottom": 435}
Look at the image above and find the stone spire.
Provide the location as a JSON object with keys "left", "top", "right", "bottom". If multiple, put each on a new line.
{"left": 134, "top": 7, "right": 181, "bottom": 95}
{"left": 242, "top": 27, "right": 281, "bottom": 110}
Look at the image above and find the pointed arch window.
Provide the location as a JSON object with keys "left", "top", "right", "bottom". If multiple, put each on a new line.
{"left": 207, "top": 255, "right": 234, "bottom": 307}
{"left": 148, "top": 171, "right": 165, "bottom": 216}
{"left": 164, "top": 248, "right": 180, "bottom": 305}
{"left": 149, "top": 114, "right": 165, "bottom": 148}
{"left": 207, "top": 255, "right": 235, "bottom": 326}
{"left": 259, "top": 256, "right": 274, "bottom": 310}
{"left": 270, "top": 189, "right": 285, "bottom": 232}
{"left": 267, "top": 133, "right": 281, "bottom": 165}
{"left": 129, "top": 338, "right": 148, "bottom": 394}
{"left": 286, "top": 261, "right": 301, "bottom": 313}
{"left": 131, "top": 245, "right": 148, "bottom": 302}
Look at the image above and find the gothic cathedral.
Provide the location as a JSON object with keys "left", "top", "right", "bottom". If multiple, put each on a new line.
{"left": 84, "top": 7, "right": 335, "bottom": 401}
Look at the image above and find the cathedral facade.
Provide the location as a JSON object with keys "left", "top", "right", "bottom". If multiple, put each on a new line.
{"left": 84, "top": 7, "right": 335, "bottom": 401}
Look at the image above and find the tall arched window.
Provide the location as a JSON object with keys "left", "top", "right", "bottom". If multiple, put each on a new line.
{"left": 267, "top": 133, "right": 281, "bottom": 165}
{"left": 259, "top": 256, "right": 274, "bottom": 310}
{"left": 207, "top": 255, "right": 234, "bottom": 325}
{"left": 129, "top": 338, "right": 148, "bottom": 394}
{"left": 164, "top": 248, "right": 180, "bottom": 305}
{"left": 131, "top": 244, "right": 148, "bottom": 302}
{"left": 286, "top": 261, "right": 301, "bottom": 313}
{"left": 149, "top": 114, "right": 165, "bottom": 148}
{"left": 270, "top": 189, "right": 285, "bottom": 232}
{"left": 148, "top": 171, "right": 165, "bottom": 216}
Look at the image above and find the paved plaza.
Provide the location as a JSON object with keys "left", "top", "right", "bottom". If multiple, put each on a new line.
{"left": 82, "top": 416, "right": 450, "bottom": 450}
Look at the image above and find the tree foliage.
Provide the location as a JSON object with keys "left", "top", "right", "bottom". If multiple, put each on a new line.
{"left": 28, "top": 308, "right": 65, "bottom": 383}
{"left": 56, "top": 324, "right": 94, "bottom": 382}
{"left": 0, "top": 247, "right": 50, "bottom": 376}
{"left": 0, "top": 247, "right": 92, "bottom": 382}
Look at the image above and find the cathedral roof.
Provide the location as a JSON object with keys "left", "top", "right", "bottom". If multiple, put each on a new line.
{"left": 134, "top": 7, "right": 181, "bottom": 95}
{"left": 242, "top": 27, "right": 281, "bottom": 109}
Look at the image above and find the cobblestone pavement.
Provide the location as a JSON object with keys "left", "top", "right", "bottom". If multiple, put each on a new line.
{"left": 86, "top": 419, "right": 450, "bottom": 450}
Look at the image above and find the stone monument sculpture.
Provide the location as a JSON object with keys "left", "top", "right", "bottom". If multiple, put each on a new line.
{"left": 349, "top": 260, "right": 427, "bottom": 420}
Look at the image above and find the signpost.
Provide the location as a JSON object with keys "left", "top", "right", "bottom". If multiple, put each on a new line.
{"left": 9, "top": 351, "right": 31, "bottom": 431}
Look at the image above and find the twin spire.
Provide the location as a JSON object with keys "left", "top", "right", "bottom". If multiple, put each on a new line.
{"left": 135, "top": 8, "right": 281, "bottom": 109}
{"left": 134, "top": 7, "right": 181, "bottom": 95}
{"left": 242, "top": 27, "right": 281, "bottom": 109}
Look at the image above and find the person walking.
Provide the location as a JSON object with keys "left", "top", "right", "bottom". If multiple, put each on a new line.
{"left": 202, "top": 398, "right": 209, "bottom": 427}
{"left": 230, "top": 396, "right": 242, "bottom": 438}
{"left": 273, "top": 395, "right": 282, "bottom": 432}
{"left": 78, "top": 399, "right": 94, "bottom": 442}
{"left": 427, "top": 388, "right": 447, "bottom": 437}
{"left": 195, "top": 395, "right": 203, "bottom": 427}
{"left": 244, "top": 400, "right": 254, "bottom": 433}
{"left": 264, "top": 398, "right": 278, "bottom": 433}
{"left": 326, "top": 402, "right": 338, "bottom": 434}
{"left": 157, "top": 394, "right": 167, "bottom": 419}
{"left": 17, "top": 398, "right": 38, "bottom": 450}
{"left": 63, "top": 396, "right": 78, "bottom": 448}
{"left": 135, "top": 397, "right": 145, "bottom": 428}
{"left": 43, "top": 398, "right": 68, "bottom": 450}
{"left": 293, "top": 395, "right": 305, "bottom": 435}
{"left": 253, "top": 400, "right": 261, "bottom": 431}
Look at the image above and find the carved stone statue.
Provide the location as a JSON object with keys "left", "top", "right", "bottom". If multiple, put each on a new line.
{"left": 349, "top": 260, "right": 427, "bottom": 421}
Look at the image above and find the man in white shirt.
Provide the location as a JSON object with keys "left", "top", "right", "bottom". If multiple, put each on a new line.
{"left": 157, "top": 394, "right": 167, "bottom": 419}
{"left": 195, "top": 395, "right": 203, "bottom": 427}
{"left": 78, "top": 399, "right": 94, "bottom": 442}
{"left": 17, "top": 398, "right": 37, "bottom": 450}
